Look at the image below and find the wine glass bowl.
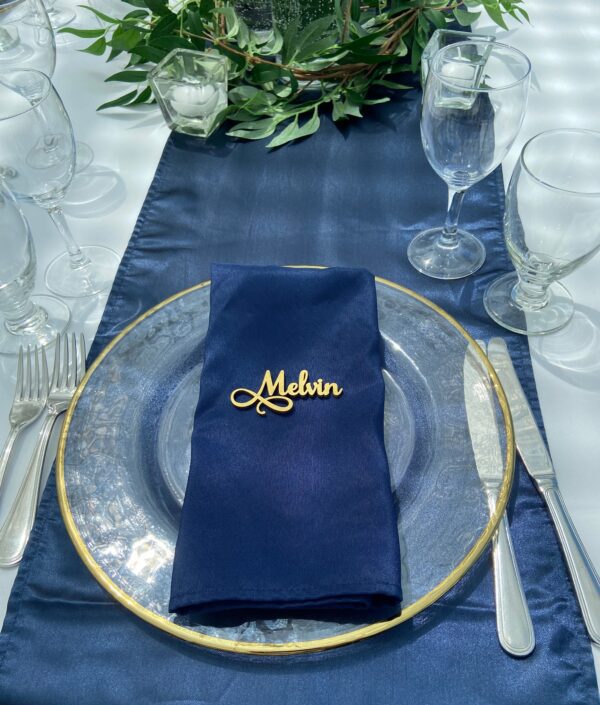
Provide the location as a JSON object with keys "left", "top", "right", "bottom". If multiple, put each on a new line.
{"left": 408, "top": 41, "right": 531, "bottom": 280}
{"left": 0, "top": 69, "right": 119, "bottom": 298}
{"left": 484, "top": 129, "right": 600, "bottom": 336}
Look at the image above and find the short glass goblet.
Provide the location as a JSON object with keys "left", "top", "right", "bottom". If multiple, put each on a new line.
{"left": 0, "top": 184, "right": 69, "bottom": 355}
{"left": 0, "top": 69, "right": 119, "bottom": 298}
{"left": 408, "top": 40, "right": 531, "bottom": 280}
{"left": 484, "top": 129, "right": 600, "bottom": 336}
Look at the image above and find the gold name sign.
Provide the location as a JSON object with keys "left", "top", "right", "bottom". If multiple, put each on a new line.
{"left": 230, "top": 370, "right": 343, "bottom": 416}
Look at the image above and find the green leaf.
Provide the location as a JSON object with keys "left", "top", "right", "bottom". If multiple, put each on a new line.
{"left": 251, "top": 63, "right": 286, "bottom": 83}
{"left": 110, "top": 27, "right": 143, "bottom": 51}
{"left": 453, "top": 8, "right": 482, "bottom": 26}
{"left": 97, "top": 89, "right": 139, "bottom": 110}
{"left": 227, "top": 116, "right": 281, "bottom": 140}
{"left": 79, "top": 4, "right": 120, "bottom": 24}
{"left": 150, "top": 13, "right": 178, "bottom": 38}
{"left": 483, "top": 2, "right": 509, "bottom": 29}
{"left": 185, "top": 9, "right": 206, "bottom": 37}
{"left": 266, "top": 116, "right": 299, "bottom": 148}
{"left": 423, "top": 9, "right": 446, "bottom": 30}
{"left": 124, "top": 9, "right": 150, "bottom": 20}
{"left": 81, "top": 36, "right": 107, "bottom": 55}
{"left": 214, "top": 5, "right": 239, "bottom": 39}
{"left": 281, "top": 18, "right": 299, "bottom": 63}
{"left": 132, "top": 44, "right": 166, "bottom": 63}
{"left": 144, "top": 0, "right": 171, "bottom": 16}
{"left": 106, "top": 46, "right": 122, "bottom": 61}
{"left": 150, "top": 35, "right": 191, "bottom": 50}
{"left": 58, "top": 27, "right": 105, "bottom": 38}
{"left": 293, "top": 107, "right": 320, "bottom": 139}
{"left": 229, "top": 85, "right": 262, "bottom": 103}
{"left": 128, "top": 86, "right": 153, "bottom": 105}
{"left": 373, "top": 78, "right": 411, "bottom": 90}
{"left": 105, "top": 69, "right": 148, "bottom": 82}
{"left": 294, "top": 15, "right": 336, "bottom": 58}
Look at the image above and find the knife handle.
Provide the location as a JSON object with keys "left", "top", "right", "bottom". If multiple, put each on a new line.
{"left": 541, "top": 485, "right": 600, "bottom": 645}
{"left": 493, "top": 514, "right": 535, "bottom": 656}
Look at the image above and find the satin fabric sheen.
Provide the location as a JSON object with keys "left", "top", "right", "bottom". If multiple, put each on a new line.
{"left": 170, "top": 264, "right": 402, "bottom": 622}
{"left": 0, "top": 88, "right": 597, "bottom": 703}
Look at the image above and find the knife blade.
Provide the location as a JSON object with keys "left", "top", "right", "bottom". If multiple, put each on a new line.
{"left": 488, "top": 337, "right": 600, "bottom": 645}
{"left": 464, "top": 343, "right": 535, "bottom": 656}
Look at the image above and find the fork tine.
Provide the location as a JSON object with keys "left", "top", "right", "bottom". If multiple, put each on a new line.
{"left": 26, "top": 345, "right": 32, "bottom": 401}
{"left": 60, "top": 333, "right": 69, "bottom": 389}
{"left": 70, "top": 332, "right": 76, "bottom": 388}
{"left": 14, "top": 347, "right": 24, "bottom": 403}
{"left": 52, "top": 333, "right": 61, "bottom": 391}
{"left": 33, "top": 346, "right": 40, "bottom": 401}
{"left": 41, "top": 347, "right": 49, "bottom": 400}
{"left": 77, "top": 333, "right": 86, "bottom": 384}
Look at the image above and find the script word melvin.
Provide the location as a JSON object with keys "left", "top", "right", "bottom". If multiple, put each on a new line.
{"left": 230, "top": 369, "right": 343, "bottom": 415}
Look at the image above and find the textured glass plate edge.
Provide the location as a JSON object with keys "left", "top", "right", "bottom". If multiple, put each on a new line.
{"left": 56, "top": 274, "right": 515, "bottom": 656}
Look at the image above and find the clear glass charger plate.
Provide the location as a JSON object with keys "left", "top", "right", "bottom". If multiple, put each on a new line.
{"left": 57, "top": 274, "right": 514, "bottom": 655}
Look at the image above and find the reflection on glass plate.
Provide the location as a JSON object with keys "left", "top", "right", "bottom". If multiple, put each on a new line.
{"left": 57, "top": 275, "right": 513, "bottom": 654}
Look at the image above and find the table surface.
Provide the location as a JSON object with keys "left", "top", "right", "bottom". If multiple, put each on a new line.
{"left": 0, "top": 0, "right": 599, "bottom": 689}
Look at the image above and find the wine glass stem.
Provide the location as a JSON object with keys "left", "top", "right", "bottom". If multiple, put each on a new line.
{"left": 47, "top": 207, "right": 91, "bottom": 270}
{"left": 512, "top": 276, "right": 550, "bottom": 311}
{"left": 440, "top": 188, "right": 466, "bottom": 247}
{"left": 0, "top": 291, "right": 46, "bottom": 337}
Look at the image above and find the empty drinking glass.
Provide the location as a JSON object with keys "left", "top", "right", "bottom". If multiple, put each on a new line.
{"left": 0, "top": 0, "right": 94, "bottom": 171}
{"left": 0, "top": 69, "right": 119, "bottom": 298}
{"left": 0, "top": 184, "right": 69, "bottom": 354}
{"left": 408, "top": 41, "right": 531, "bottom": 280}
{"left": 484, "top": 129, "right": 600, "bottom": 336}
{"left": 0, "top": 0, "right": 55, "bottom": 74}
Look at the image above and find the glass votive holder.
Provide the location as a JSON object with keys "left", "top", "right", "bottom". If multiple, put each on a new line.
{"left": 149, "top": 49, "right": 228, "bottom": 138}
{"left": 421, "top": 29, "right": 495, "bottom": 86}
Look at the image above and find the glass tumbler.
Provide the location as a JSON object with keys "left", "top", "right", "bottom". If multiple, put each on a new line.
{"left": 484, "top": 129, "right": 600, "bottom": 336}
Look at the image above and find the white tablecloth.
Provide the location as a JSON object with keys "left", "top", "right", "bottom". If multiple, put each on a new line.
{"left": 0, "top": 0, "right": 598, "bottom": 687}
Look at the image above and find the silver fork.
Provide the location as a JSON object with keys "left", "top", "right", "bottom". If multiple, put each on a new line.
{"left": 0, "top": 333, "right": 86, "bottom": 566}
{"left": 0, "top": 346, "right": 47, "bottom": 493}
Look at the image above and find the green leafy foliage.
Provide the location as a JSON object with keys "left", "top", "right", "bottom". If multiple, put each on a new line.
{"left": 77, "top": 0, "right": 527, "bottom": 147}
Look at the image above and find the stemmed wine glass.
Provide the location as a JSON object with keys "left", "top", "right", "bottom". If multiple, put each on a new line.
{"left": 0, "top": 69, "right": 119, "bottom": 298}
{"left": 408, "top": 41, "right": 531, "bottom": 280}
{"left": 484, "top": 129, "right": 600, "bottom": 336}
{"left": 0, "top": 183, "right": 69, "bottom": 354}
{"left": 0, "top": 0, "right": 94, "bottom": 171}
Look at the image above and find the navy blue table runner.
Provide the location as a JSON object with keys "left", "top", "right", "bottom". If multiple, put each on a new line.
{"left": 0, "top": 87, "right": 597, "bottom": 703}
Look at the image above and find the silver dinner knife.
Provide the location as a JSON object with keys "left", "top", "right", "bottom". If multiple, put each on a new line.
{"left": 464, "top": 343, "right": 535, "bottom": 656}
{"left": 488, "top": 337, "right": 600, "bottom": 646}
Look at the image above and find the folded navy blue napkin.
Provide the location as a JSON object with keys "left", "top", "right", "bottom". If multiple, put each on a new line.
{"left": 169, "top": 264, "right": 402, "bottom": 624}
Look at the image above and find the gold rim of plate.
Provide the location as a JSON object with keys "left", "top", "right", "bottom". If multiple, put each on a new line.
{"left": 56, "top": 272, "right": 515, "bottom": 656}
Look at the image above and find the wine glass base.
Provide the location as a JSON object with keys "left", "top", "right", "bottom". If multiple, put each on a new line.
{"left": 483, "top": 272, "right": 574, "bottom": 336}
{"left": 47, "top": 7, "right": 76, "bottom": 30}
{"left": 407, "top": 227, "right": 486, "bottom": 280}
{"left": 75, "top": 142, "right": 94, "bottom": 173}
{"left": 45, "top": 246, "right": 120, "bottom": 299}
{"left": 0, "top": 295, "right": 70, "bottom": 355}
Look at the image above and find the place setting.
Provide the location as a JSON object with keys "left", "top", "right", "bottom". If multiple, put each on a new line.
{"left": 0, "top": 1, "right": 599, "bottom": 703}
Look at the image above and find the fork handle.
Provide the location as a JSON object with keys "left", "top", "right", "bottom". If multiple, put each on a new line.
{"left": 0, "top": 413, "right": 57, "bottom": 567}
{"left": 492, "top": 513, "right": 535, "bottom": 656}
{"left": 0, "top": 427, "right": 19, "bottom": 493}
